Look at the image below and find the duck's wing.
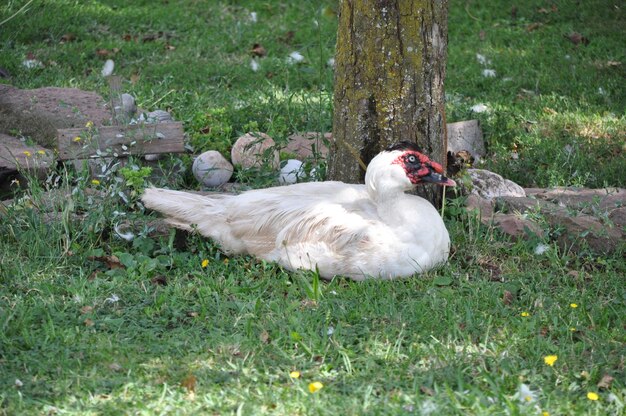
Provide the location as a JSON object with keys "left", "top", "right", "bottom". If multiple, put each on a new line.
{"left": 219, "top": 182, "right": 379, "bottom": 258}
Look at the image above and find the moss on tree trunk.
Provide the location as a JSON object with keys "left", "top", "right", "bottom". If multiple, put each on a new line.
{"left": 329, "top": 0, "right": 448, "bottom": 205}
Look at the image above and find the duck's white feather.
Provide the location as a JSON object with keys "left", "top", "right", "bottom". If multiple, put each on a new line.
{"left": 141, "top": 149, "right": 451, "bottom": 280}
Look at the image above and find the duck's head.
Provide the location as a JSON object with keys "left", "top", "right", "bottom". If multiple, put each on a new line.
{"left": 366, "top": 142, "right": 456, "bottom": 199}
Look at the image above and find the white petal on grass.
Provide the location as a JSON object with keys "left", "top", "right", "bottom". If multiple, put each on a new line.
{"left": 517, "top": 383, "right": 537, "bottom": 403}
{"left": 476, "top": 53, "right": 491, "bottom": 65}
{"left": 114, "top": 223, "right": 134, "bottom": 241}
{"left": 15, "top": 379, "right": 23, "bottom": 387}
{"left": 287, "top": 51, "right": 305, "bottom": 64}
{"left": 249, "top": 12, "right": 257, "bottom": 23}
{"left": 482, "top": 68, "right": 496, "bottom": 77}
{"left": 101, "top": 59, "right": 115, "bottom": 77}
{"left": 250, "top": 58, "right": 260, "bottom": 72}
{"left": 534, "top": 244, "right": 549, "bottom": 255}
{"left": 327, "top": 57, "right": 335, "bottom": 67}
{"left": 470, "top": 103, "right": 489, "bottom": 113}
{"left": 420, "top": 400, "right": 438, "bottom": 415}
{"left": 22, "top": 59, "right": 43, "bottom": 69}
{"left": 105, "top": 294, "right": 120, "bottom": 304}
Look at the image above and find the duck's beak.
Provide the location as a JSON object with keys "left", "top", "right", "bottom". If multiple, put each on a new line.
{"left": 421, "top": 170, "right": 456, "bottom": 187}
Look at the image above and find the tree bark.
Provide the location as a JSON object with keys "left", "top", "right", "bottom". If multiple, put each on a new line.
{"left": 329, "top": 0, "right": 448, "bottom": 205}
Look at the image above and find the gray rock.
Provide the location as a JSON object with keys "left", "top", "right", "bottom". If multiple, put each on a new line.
{"left": 192, "top": 151, "right": 233, "bottom": 187}
{"left": 146, "top": 110, "right": 173, "bottom": 123}
{"left": 231, "top": 132, "right": 279, "bottom": 169}
{"left": 467, "top": 169, "right": 526, "bottom": 199}
{"left": 446, "top": 120, "right": 485, "bottom": 160}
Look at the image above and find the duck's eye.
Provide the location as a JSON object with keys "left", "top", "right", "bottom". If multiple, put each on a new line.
{"left": 407, "top": 155, "right": 417, "bottom": 164}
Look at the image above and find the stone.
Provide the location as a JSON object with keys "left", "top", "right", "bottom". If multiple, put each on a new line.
{"left": 0, "top": 85, "right": 111, "bottom": 148}
{"left": 192, "top": 150, "right": 233, "bottom": 187}
{"left": 285, "top": 132, "right": 331, "bottom": 159}
{"left": 608, "top": 207, "right": 626, "bottom": 230}
{"left": 464, "top": 194, "right": 495, "bottom": 220}
{"left": 231, "top": 132, "right": 279, "bottom": 169}
{"left": 467, "top": 169, "right": 526, "bottom": 199}
{"left": 279, "top": 159, "right": 304, "bottom": 185}
{"left": 446, "top": 120, "right": 485, "bottom": 160}
{"left": 119, "top": 93, "right": 137, "bottom": 120}
{"left": 146, "top": 110, "right": 173, "bottom": 123}
{"left": 493, "top": 213, "right": 543, "bottom": 240}
{"left": 552, "top": 214, "right": 623, "bottom": 255}
{"left": 525, "top": 187, "right": 626, "bottom": 213}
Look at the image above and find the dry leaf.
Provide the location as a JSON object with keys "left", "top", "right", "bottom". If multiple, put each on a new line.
{"left": 420, "top": 385, "right": 435, "bottom": 396}
{"left": 259, "top": 330, "right": 270, "bottom": 344}
{"left": 597, "top": 374, "right": 614, "bottom": 390}
{"left": 109, "top": 363, "right": 123, "bottom": 372}
{"left": 503, "top": 290, "right": 514, "bottom": 305}
{"left": 187, "top": 311, "right": 199, "bottom": 318}
{"left": 165, "top": 44, "right": 176, "bottom": 51}
{"left": 251, "top": 43, "right": 267, "bottom": 57}
{"left": 279, "top": 31, "right": 295, "bottom": 44}
{"left": 181, "top": 374, "right": 197, "bottom": 392}
{"left": 88, "top": 255, "right": 124, "bottom": 270}
{"left": 143, "top": 33, "right": 158, "bottom": 42}
{"left": 60, "top": 33, "right": 76, "bottom": 43}
{"left": 479, "top": 30, "right": 486, "bottom": 41}
{"left": 130, "top": 73, "right": 140, "bottom": 84}
{"left": 80, "top": 305, "right": 94, "bottom": 314}
{"left": 96, "top": 49, "right": 111, "bottom": 57}
{"left": 84, "top": 318, "right": 94, "bottom": 327}
{"left": 526, "top": 23, "right": 543, "bottom": 32}
{"left": 122, "top": 34, "right": 133, "bottom": 41}
{"left": 151, "top": 275, "right": 167, "bottom": 286}
{"left": 565, "top": 32, "right": 590, "bottom": 46}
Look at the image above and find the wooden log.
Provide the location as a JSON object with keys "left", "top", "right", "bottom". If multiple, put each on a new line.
{"left": 57, "top": 122, "right": 185, "bottom": 160}
{"left": 0, "top": 132, "right": 54, "bottom": 176}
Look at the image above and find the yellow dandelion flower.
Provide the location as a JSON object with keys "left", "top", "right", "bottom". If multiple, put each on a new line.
{"left": 90, "top": 179, "right": 100, "bottom": 186}
{"left": 289, "top": 371, "right": 300, "bottom": 379}
{"left": 521, "top": 311, "right": 530, "bottom": 317}
{"left": 542, "top": 412, "right": 550, "bottom": 416}
{"left": 308, "top": 381, "right": 323, "bottom": 393}
{"left": 86, "top": 121, "right": 94, "bottom": 128}
{"left": 37, "top": 150, "right": 46, "bottom": 155}
{"left": 587, "top": 392, "right": 599, "bottom": 401}
{"left": 23, "top": 150, "right": 31, "bottom": 157}
{"left": 570, "top": 327, "right": 576, "bottom": 332}
{"left": 544, "top": 355, "right": 558, "bottom": 366}
{"left": 73, "top": 136, "right": 82, "bottom": 142}
{"left": 570, "top": 303, "right": 578, "bottom": 308}
{"left": 201, "top": 259, "right": 209, "bottom": 268}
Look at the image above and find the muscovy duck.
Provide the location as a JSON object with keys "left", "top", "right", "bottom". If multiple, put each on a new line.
{"left": 141, "top": 142, "right": 455, "bottom": 280}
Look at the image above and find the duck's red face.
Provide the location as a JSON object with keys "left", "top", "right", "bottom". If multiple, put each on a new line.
{"left": 394, "top": 150, "right": 456, "bottom": 186}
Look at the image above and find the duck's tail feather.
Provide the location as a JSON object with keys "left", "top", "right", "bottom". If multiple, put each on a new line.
{"left": 141, "top": 188, "right": 218, "bottom": 232}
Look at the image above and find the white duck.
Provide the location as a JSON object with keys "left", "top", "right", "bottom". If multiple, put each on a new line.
{"left": 141, "top": 142, "right": 455, "bottom": 280}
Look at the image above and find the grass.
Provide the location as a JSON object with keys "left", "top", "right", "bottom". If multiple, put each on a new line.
{"left": 1, "top": 1, "right": 625, "bottom": 415}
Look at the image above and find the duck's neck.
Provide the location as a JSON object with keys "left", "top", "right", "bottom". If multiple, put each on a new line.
{"left": 367, "top": 184, "right": 413, "bottom": 226}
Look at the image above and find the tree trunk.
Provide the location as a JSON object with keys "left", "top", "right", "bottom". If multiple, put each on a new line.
{"left": 329, "top": 0, "right": 448, "bottom": 205}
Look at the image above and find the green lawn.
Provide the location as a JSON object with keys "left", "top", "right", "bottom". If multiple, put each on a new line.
{"left": 1, "top": 1, "right": 624, "bottom": 415}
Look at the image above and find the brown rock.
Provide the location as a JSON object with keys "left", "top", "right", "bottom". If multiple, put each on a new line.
{"left": 493, "top": 213, "right": 543, "bottom": 240}
{"left": 525, "top": 187, "right": 626, "bottom": 213}
{"left": 465, "top": 194, "right": 495, "bottom": 221}
{"left": 551, "top": 213, "right": 623, "bottom": 254}
{"left": 231, "top": 132, "right": 279, "bottom": 169}
{"left": 608, "top": 207, "right": 626, "bottom": 230}
{"left": 285, "top": 132, "right": 331, "bottom": 159}
{"left": 0, "top": 85, "right": 111, "bottom": 148}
